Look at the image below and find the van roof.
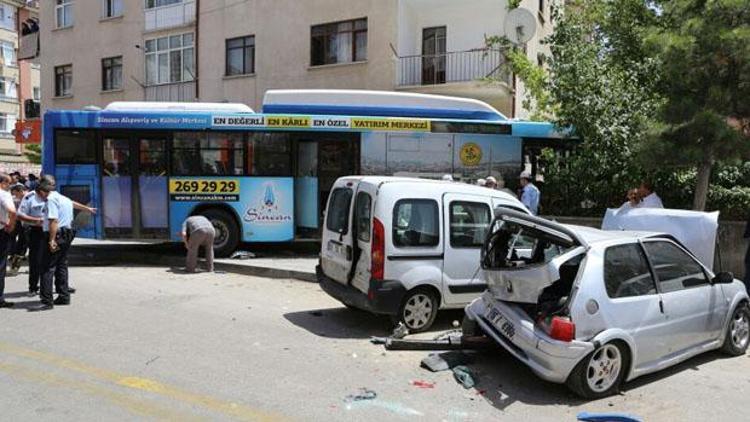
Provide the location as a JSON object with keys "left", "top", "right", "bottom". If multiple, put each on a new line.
{"left": 342, "top": 176, "right": 523, "bottom": 204}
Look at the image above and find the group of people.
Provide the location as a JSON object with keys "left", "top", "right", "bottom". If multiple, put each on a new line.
{"left": 620, "top": 181, "right": 664, "bottom": 210}
{"left": 443, "top": 171, "right": 542, "bottom": 215}
{"left": 0, "top": 172, "right": 95, "bottom": 311}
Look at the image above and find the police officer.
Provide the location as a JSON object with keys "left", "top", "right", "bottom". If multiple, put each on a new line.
{"left": 0, "top": 172, "right": 16, "bottom": 308}
{"left": 33, "top": 176, "right": 76, "bottom": 310}
{"left": 17, "top": 183, "right": 48, "bottom": 295}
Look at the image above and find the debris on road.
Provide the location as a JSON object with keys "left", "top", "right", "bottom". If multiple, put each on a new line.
{"left": 230, "top": 251, "right": 256, "bottom": 260}
{"left": 345, "top": 388, "right": 377, "bottom": 402}
{"left": 383, "top": 333, "right": 495, "bottom": 351}
{"left": 420, "top": 351, "right": 473, "bottom": 372}
{"left": 391, "top": 322, "right": 409, "bottom": 339}
{"left": 411, "top": 380, "right": 435, "bottom": 389}
{"left": 452, "top": 365, "right": 476, "bottom": 389}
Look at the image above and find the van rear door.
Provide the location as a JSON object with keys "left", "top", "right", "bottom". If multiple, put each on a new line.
{"left": 350, "top": 185, "right": 377, "bottom": 294}
{"left": 441, "top": 193, "right": 494, "bottom": 305}
{"left": 321, "top": 179, "right": 358, "bottom": 284}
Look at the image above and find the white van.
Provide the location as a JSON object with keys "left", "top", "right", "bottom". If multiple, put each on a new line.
{"left": 317, "top": 176, "right": 530, "bottom": 332}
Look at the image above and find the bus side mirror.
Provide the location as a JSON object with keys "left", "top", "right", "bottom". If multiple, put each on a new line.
{"left": 712, "top": 272, "right": 734, "bottom": 284}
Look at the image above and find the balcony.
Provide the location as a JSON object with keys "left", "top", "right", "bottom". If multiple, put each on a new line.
{"left": 144, "top": 80, "right": 196, "bottom": 102}
{"left": 397, "top": 48, "right": 511, "bottom": 87}
{"left": 144, "top": 0, "right": 196, "bottom": 32}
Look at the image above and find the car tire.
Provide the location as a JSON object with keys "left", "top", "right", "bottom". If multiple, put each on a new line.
{"left": 396, "top": 288, "right": 439, "bottom": 333}
{"left": 199, "top": 208, "right": 239, "bottom": 258}
{"left": 566, "top": 341, "right": 629, "bottom": 399}
{"left": 721, "top": 303, "right": 750, "bottom": 356}
{"left": 461, "top": 314, "right": 483, "bottom": 337}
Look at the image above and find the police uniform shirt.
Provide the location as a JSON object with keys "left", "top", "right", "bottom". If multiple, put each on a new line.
{"left": 18, "top": 191, "right": 45, "bottom": 226}
{"left": 0, "top": 189, "right": 14, "bottom": 226}
{"left": 43, "top": 191, "right": 74, "bottom": 232}
{"left": 521, "top": 183, "right": 541, "bottom": 215}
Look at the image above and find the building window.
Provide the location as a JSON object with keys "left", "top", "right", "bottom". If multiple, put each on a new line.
{"left": 55, "top": 65, "right": 73, "bottom": 97}
{"left": 102, "top": 56, "right": 123, "bottom": 91}
{"left": 0, "top": 113, "right": 16, "bottom": 134}
{"left": 225, "top": 35, "right": 255, "bottom": 76}
{"left": 311, "top": 18, "right": 367, "bottom": 66}
{"left": 33, "top": 86, "right": 40, "bottom": 101}
{"left": 102, "top": 0, "right": 123, "bottom": 18}
{"left": 55, "top": 0, "right": 74, "bottom": 29}
{"left": 145, "top": 33, "right": 194, "bottom": 85}
{"left": 0, "top": 41, "right": 15, "bottom": 67}
{"left": 0, "top": 3, "right": 16, "bottom": 31}
{"left": 0, "top": 77, "right": 17, "bottom": 100}
{"left": 145, "top": 0, "right": 182, "bottom": 8}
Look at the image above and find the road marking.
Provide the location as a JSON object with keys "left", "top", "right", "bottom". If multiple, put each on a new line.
{"left": 0, "top": 341, "right": 283, "bottom": 421}
{"left": 0, "top": 363, "right": 202, "bottom": 421}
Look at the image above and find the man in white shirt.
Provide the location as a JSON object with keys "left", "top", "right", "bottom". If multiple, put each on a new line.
{"left": 638, "top": 181, "right": 664, "bottom": 208}
{"left": 519, "top": 171, "right": 541, "bottom": 215}
{"left": 0, "top": 172, "right": 16, "bottom": 308}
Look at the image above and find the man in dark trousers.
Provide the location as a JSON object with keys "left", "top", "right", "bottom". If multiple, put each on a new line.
{"left": 0, "top": 172, "right": 16, "bottom": 308}
{"left": 180, "top": 215, "right": 216, "bottom": 273}
{"left": 33, "top": 177, "right": 76, "bottom": 310}
{"left": 17, "top": 183, "right": 50, "bottom": 295}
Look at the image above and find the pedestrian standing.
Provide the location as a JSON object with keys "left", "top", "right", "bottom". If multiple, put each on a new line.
{"left": 0, "top": 172, "right": 16, "bottom": 308}
{"left": 8, "top": 183, "right": 27, "bottom": 274}
{"left": 519, "top": 171, "right": 541, "bottom": 215}
{"left": 33, "top": 177, "right": 76, "bottom": 310}
{"left": 180, "top": 215, "right": 216, "bottom": 273}
{"left": 17, "top": 184, "right": 47, "bottom": 295}
{"left": 638, "top": 181, "right": 664, "bottom": 208}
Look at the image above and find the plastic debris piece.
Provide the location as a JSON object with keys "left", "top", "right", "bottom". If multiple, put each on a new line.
{"left": 577, "top": 412, "right": 643, "bottom": 422}
{"left": 452, "top": 365, "right": 476, "bottom": 389}
{"left": 345, "top": 388, "right": 377, "bottom": 402}
{"left": 411, "top": 380, "right": 435, "bottom": 389}
{"left": 370, "top": 337, "right": 387, "bottom": 345}
{"left": 421, "top": 351, "right": 474, "bottom": 372}
{"left": 391, "top": 322, "right": 409, "bottom": 339}
{"left": 230, "top": 251, "right": 256, "bottom": 260}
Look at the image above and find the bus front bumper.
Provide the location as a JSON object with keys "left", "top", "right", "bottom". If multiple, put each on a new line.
{"left": 316, "top": 266, "right": 405, "bottom": 316}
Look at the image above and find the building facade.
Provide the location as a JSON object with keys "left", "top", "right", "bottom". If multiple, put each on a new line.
{"left": 0, "top": 0, "right": 39, "bottom": 171}
{"left": 41, "top": 0, "right": 554, "bottom": 119}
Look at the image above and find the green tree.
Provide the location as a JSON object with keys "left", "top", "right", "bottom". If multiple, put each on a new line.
{"left": 23, "top": 143, "right": 41, "bottom": 165}
{"left": 640, "top": 0, "right": 750, "bottom": 210}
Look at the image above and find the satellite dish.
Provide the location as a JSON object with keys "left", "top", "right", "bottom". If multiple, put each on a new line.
{"left": 504, "top": 8, "right": 537, "bottom": 45}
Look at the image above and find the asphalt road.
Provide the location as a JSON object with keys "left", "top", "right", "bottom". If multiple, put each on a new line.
{"left": 0, "top": 266, "right": 748, "bottom": 421}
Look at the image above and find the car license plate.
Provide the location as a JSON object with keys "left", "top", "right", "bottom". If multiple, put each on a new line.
{"left": 485, "top": 306, "right": 515, "bottom": 339}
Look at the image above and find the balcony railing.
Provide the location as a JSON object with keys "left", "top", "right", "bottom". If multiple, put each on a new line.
{"left": 397, "top": 48, "right": 511, "bottom": 87}
{"left": 144, "top": 0, "right": 196, "bottom": 32}
{"left": 144, "top": 80, "right": 196, "bottom": 102}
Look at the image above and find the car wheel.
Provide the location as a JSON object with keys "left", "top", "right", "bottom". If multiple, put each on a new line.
{"left": 567, "top": 341, "right": 629, "bottom": 399}
{"left": 721, "top": 304, "right": 750, "bottom": 356}
{"left": 199, "top": 208, "right": 239, "bottom": 258}
{"left": 397, "top": 288, "right": 439, "bottom": 333}
{"left": 461, "top": 314, "right": 483, "bottom": 337}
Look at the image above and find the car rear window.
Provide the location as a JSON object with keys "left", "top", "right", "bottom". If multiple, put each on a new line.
{"left": 355, "top": 192, "right": 372, "bottom": 242}
{"left": 326, "top": 188, "right": 353, "bottom": 235}
{"left": 604, "top": 244, "right": 657, "bottom": 298}
{"left": 393, "top": 199, "right": 439, "bottom": 247}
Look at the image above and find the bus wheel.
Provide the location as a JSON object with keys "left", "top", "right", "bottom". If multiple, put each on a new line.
{"left": 200, "top": 208, "right": 239, "bottom": 258}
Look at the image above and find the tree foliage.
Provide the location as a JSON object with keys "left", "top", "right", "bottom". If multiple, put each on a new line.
{"left": 23, "top": 143, "right": 41, "bottom": 165}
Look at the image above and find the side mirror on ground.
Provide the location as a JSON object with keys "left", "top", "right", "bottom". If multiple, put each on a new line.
{"left": 712, "top": 272, "right": 735, "bottom": 284}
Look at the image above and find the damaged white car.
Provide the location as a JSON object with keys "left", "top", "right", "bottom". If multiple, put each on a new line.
{"left": 463, "top": 209, "right": 749, "bottom": 399}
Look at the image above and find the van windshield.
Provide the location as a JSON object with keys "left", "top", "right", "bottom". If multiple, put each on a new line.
{"left": 326, "top": 188, "right": 353, "bottom": 234}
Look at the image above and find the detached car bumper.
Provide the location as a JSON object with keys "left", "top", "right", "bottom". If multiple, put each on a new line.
{"left": 465, "top": 293, "right": 594, "bottom": 384}
{"left": 317, "top": 266, "right": 406, "bottom": 316}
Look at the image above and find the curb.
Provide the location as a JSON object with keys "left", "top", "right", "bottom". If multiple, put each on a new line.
{"left": 69, "top": 246, "right": 317, "bottom": 283}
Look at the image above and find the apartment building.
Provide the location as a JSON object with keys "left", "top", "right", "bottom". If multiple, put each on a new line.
{"left": 0, "top": 0, "right": 39, "bottom": 170}
{"left": 41, "top": 0, "right": 554, "bottom": 119}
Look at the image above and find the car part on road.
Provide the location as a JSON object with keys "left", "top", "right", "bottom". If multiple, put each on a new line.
{"left": 396, "top": 288, "right": 439, "bottom": 333}
{"left": 383, "top": 333, "right": 496, "bottom": 351}
{"left": 391, "top": 322, "right": 409, "bottom": 339}
{"left": 452, "top": 365, "right": 476, "bottom": 389}
{"left": 420, "top": 351, "right": 474, "bottom": 372}
{"left": 721, "top": 303, "right": 750, "bottom": 355}
{"left": 345, "top": 388, "right": 377, "bottom": 402}
{"left": 567, "top": 341, "right": 629, "bottom": 399}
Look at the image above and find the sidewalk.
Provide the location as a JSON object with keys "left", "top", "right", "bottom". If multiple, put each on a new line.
{"left": 70, "top": 238, "right": 318, "bottom": 282}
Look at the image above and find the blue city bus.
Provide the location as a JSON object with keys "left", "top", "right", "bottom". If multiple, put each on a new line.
{"left": 42, "top": 90, "right": 564, "bottom": 256}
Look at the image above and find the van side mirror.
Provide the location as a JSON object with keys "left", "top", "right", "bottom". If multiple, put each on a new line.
{"left": 712, "top": 272, "right": 735, "bottom": 284}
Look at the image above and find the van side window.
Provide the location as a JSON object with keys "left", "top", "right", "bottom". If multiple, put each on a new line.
{"left": 326, "top": 188, "right": 353, "bottom": 234}
{"left": 643, "top": 241, "right": 709, "bottom": 293}
{"left": 450, "top": 201, "right": 491, "bottom": 248}
{"left": 355, "top": 192, "right": 372, "bottom": 242}
{"left": 393, "top": 199, "right": 439, "bottom": 247}
{"left": 604, "top": 243, "right": 657, "bottom": 298}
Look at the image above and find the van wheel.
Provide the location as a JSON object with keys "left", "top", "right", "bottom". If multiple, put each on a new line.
{"left": 396, "top": 288, "right": 439, "bottom": 333}
{"left": 199, "top": 208, "right": 239, "bottom": 258}
{"left": 721, "top": 304, "right": 750, "bottom": 356}
{"left": 566, "top": 341, "right": 629, "bottom": 399}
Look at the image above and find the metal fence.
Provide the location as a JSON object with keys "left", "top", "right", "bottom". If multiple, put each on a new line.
{"left": 397, "top": 48, "right": 511, "bottom": 87}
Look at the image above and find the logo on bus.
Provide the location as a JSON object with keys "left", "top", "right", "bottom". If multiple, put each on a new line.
{"left": 460, "top": 142, "right": 483, "bottom": 167}
{"left": 243, "top": 183, "right": 292, "bottom": 224}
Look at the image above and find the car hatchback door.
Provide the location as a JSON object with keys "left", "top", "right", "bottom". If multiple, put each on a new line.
{"left": 320, "top": 180, "right": 358, "bottom": 284}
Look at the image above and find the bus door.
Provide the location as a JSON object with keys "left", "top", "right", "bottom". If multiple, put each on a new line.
{"left": 101, "top": 134, "right": 169, "bottom": 239}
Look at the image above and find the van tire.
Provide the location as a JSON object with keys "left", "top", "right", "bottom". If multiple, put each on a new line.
{"left": 199, "top": 208, "right": 240, "bottom": 258}
{"left": 395, "top": 288, "right": 439, "bottom": 333}
{"left": 566, "top": 341, "right": 629, "bottom": 399}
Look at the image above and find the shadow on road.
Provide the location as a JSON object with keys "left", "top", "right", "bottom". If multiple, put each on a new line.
{"left": 283, "top": 307, "right": 466, "bottom": 339}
